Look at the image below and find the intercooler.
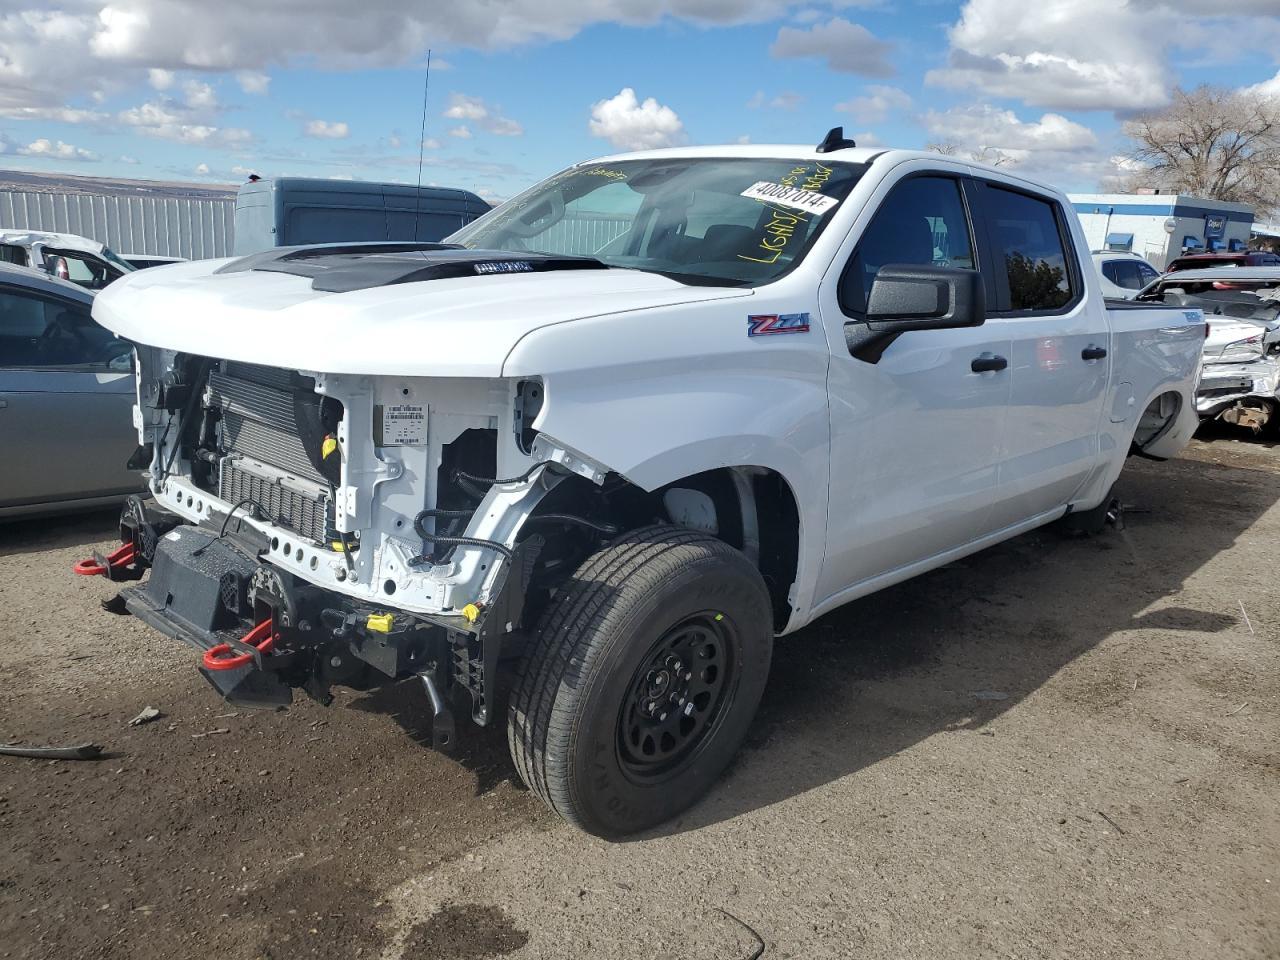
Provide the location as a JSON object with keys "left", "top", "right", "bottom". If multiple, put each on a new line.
{"left": 207, "top": 361, "right": 334, "bottom": 543}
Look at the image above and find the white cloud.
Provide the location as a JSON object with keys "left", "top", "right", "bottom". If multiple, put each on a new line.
{"left": 17, "top": 137, "right": 98, "bottom": 161}
{"left": 927, "top": 0, "right": 1171, "bottom": 111}
{"left": 448, "top": 125, "right": 472, "bottom": 139}
{"left": 231, "top": 164, "right": 258, "bottom": 176}
{"left": 236, "top": 70, "right": 270, "bottom": 94}
{"left": 442, "top": 93, "right": 523, "bottom": 136}
{"left": 194, "top": 162, "right": 210, "bottom": 175}
{"left": 120, "top": 154, "right": 139, "bottom": 164}
{"left": 589, "top": 87, "right": 686, "bottom": 151}
{"left": 304, "top": 119, "right": 350, "bottom": 139}
{"left": 922, "top": 105, "right": 1098, "bottom": 157}
{"left": 444, "top": 93, "right": 487, "bottom": 121}
{"left": 117, "top": 98, "right": 251, "bottom": 145}
{"left": 747, "top": 90, "right": 804, "bottom": 110}
{"left": 148, "top": 67, "right": 174, "bottom": 90}
{"left": 835, "top": 84, "right": 911, "bottom": 124}
{"left": 182, "top": 79, "right": 218, "bottom": 110}
{"left": 0, "top": 1, "right": 795, "bottom": 120}
{"left": 1245, "top": 70, "right": 1280, "bottom": 98}
{"left": 770, "top": 18, "right": 894, "bottom": 77}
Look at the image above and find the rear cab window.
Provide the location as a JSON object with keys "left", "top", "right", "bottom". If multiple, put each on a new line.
{"left": 980, "top": 184, "right": 1078, "bottom": 313}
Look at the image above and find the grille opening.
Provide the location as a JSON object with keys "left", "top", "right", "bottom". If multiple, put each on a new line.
{"left": 184, "top": 358, "right": 344, "bottom": 544}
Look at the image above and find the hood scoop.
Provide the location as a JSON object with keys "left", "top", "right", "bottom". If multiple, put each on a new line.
{"left": 215, "top": 242, "right": 609, "bottom": 293}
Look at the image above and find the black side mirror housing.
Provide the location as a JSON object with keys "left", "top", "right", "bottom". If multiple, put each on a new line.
{"left": 846, "top": 264, "right": 986, "bottom": 363}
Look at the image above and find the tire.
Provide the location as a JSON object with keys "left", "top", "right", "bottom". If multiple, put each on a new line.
{"left": 1054, "top": 483, "right": 1120, "bottom": 537}
{"left": 508, "top": 524, "right": 773, "bottom": 838}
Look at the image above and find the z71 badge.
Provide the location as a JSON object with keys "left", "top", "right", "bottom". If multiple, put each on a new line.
{"left": 747, "top": 312, "right": 811, "bottom": 337}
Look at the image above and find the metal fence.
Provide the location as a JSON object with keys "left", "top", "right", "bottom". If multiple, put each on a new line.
{"left": 535, "top": 212, "right": 631, "bottom": 255}
{"left": 0, "top": 190, "right": 235, "bottom": 259}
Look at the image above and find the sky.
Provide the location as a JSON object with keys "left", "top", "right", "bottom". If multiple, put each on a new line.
{"left": 1, "top": 0, "right": 1279, "bottom": 201}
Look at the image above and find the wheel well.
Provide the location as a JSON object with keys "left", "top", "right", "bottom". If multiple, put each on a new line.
{"left": 523, "top": 466, "right": 800, "bottom": 631}
{"left": 1131, "top": 390, "right": 1182, "bottom": 456}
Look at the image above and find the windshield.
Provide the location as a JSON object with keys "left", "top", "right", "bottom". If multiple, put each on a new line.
{"left": 448, "top": 157, "right": 866, "bottom": 287}
{"left": 98, "top": 245, "right": 135, "bottom": 273}
{"left": 1145, "top": 277, "right": 1280, "bottom": 326}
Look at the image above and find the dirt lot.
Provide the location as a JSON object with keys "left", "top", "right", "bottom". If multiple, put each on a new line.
{"left": 1, "top": 434, "right": 1277, "bottom": 960}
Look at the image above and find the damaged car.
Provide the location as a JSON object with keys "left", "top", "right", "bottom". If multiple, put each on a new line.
{"left": 87, "top": 132, "right": 1205, "bottom": 838}
{"left": 1138, "top": 267, "right": 1280, "bottom": 434}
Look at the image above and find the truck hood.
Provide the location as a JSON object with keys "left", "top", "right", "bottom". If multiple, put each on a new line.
{"left": 94, "top": 253, "right": 753, "bottom": 378}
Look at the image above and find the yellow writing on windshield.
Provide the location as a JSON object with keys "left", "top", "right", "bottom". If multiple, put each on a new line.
{"left": 738, "top": 206, "right": 809, "bottom": 265}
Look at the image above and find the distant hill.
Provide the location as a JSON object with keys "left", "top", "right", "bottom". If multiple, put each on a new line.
{"left": 0, "top": 168, "right": 237, "bottom": 200}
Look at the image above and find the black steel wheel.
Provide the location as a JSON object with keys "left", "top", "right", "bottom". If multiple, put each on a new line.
{"left": 508, "top": 525, "right": 772, "bottom": 838}
{"left": 617, "top": 612, "right": 737, "bottom": 781}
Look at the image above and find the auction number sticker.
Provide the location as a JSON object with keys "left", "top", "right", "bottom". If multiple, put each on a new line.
{"left": 740, "top": 181, "right": 838, "bottom": 215}
{"left": 380, "top": 404, "right": 427, "bottom": 445}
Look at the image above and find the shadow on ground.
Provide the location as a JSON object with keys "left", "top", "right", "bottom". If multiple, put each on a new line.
{"left": 0, "top": 507, "right": 118, "bottom": 557}
{"left": 659, "top": 451, "right": 1277, "bottom": 834}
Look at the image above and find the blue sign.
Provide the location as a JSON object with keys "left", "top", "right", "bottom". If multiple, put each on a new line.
{"left": 1205, "top": 214, "right": 1226, "bottom": 239}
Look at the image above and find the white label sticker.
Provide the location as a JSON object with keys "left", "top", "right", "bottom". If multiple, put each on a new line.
{"left": 380, "top": 404, "right": 427, "bottom": 445}
{"left": 740, "top": 181, "right": 838, "bottom": 215}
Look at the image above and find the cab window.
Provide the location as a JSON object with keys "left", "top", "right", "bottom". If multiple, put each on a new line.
{"left": 44, "top": 249, "right": 123, "bottom": 290}
{"left": 983, "top": 186, "right": 1075, "bottom": 312}
{"left": 840, "top": 175, "right": 975, "bottom": 315}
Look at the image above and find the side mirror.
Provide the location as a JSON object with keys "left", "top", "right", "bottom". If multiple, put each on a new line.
{"left": 847, "top": 264, "right": 985, "bottom": 362}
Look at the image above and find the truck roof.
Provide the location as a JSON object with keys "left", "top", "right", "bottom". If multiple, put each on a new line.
{"left": 0, "top": 229, "right": 110, "bottom": 256}
{"left": 577, "top": 144, "right": 1066, "bottom": 198}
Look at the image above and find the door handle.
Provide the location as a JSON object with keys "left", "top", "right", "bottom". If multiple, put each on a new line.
{"left": 971, "top": 353, "right": 1008, "bottom": 373}
{"left": 1081, "top": 344, "right": 1108, "bottom": 361}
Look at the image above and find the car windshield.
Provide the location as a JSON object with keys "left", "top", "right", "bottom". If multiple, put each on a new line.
{"left": 1146, "top": 278, "right": 1280, "bottom": 325}
{"left": 98, "top": 245, "right": 135, "bottom": 273}
{"left": 448, "top": 157, "right": 866, "bottom": 287}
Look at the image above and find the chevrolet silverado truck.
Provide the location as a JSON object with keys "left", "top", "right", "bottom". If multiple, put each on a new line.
{"left": 90, "top": 130, "right": 1205, "bottom": 838}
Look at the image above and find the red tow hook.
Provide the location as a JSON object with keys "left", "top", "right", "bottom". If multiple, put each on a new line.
{"left": 203, "top": 619, "right": 276, "bottom": 672}
{"left": 73, "top": 542, "right": 138, "bottom": 577}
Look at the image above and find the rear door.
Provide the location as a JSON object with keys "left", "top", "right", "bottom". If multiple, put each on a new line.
{"left": 817, "top": 169, "right": 1012, "bottom": 600}
{"left": 0, "top": 284, "right": 139, "bottom": 509}
{"left": 972, "top": 181, "right": 1111, "bottom": 528}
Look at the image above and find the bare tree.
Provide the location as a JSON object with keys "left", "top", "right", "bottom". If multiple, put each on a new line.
{"left": 1119, "top": 85, "right": 1280, "bottom": 211}
{"left": 924, "top": 140, "right": 1016, "bottom": 167}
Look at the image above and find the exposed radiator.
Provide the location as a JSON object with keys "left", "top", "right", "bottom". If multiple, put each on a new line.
{"left": 208, "top": 365, "right": 326, "bottom": 486}
{"left": 219, "top": 458, "right": 329, "bottom": 543}
{"left": 207, "top": 362, "right": 334, "bottom": 543}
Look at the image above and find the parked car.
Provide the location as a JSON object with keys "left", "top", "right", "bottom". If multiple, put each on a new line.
{"left": 1093, "top": 250, "right": 1160, "bottom": 299}
{"left": 1166, "top": 251, "right": 1280, "bottom": 273}
{"left": 233, "top": 177, "right": 491, "bottom": 256}
{"left": 120, "top": 254, "right": 188, "bottom": 271}
{"left": 1138, "top": 266, "right": 1280, "bottom": 433}
{"left": 0, "top": 262, "right": 142, "bottom": 517}
{"left": 0, "top": 230, "right": 136, "bottom": 290}
{"left": 93, "top": 134, "right": 1204, "bottom": 838}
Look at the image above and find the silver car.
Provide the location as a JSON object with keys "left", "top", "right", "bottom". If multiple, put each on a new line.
{"left": 0, "top": 262, "right": 142, "bottom": 517}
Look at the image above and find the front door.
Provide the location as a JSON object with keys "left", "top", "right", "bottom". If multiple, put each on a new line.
{"left": 816, "top": 173, "right": 1011, "bottom": 604}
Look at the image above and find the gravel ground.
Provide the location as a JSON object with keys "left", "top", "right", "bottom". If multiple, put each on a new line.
{"left": 1, "top": 434, "right": 1277, "bottom": 960}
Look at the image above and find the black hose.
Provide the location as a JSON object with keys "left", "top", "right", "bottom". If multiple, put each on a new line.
{"left": 453, "top": 461, "right": 551, "bottom": 487}
{"left": 524, "top": 513, "right": 621, "bottom": 535}
{"left": 413, "top": 509, "right": 513, "bottom": 562}
{"left": 160, "top": 358, "right": 213, "bottom": 481}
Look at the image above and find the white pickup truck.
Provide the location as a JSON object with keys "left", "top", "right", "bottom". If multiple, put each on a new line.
{"left": 92, "top": 132, "right": 1204, "bottom": 838}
